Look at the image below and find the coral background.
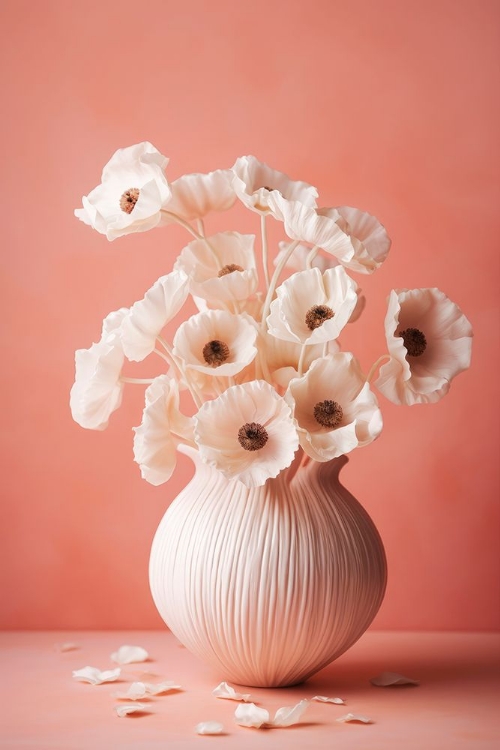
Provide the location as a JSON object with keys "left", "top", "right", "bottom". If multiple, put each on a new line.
{"left": 1, "top": 0, "right": 498, "bottom": 631}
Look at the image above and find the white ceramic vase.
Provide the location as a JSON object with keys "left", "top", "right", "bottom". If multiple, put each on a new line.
{"left": 149, "top": 451, "right": 387, "bottom": 687}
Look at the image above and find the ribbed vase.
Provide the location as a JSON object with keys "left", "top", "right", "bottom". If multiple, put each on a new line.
{"left": 149, "top": 452, "right": 387, "bottom": 687}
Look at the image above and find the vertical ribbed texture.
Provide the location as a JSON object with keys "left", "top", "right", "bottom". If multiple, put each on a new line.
{"left": 149, "top": 456, "right": 387, "bottom": 687}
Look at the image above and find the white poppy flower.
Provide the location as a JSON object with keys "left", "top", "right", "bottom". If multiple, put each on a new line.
{"left": 70, "top": 308, "right": 128, "bottom": 430}
{"left": 374, "top": 288, "right": 473, "bottom": 405}
{"left": 120, "top": 270, "right": 189, "bottom": 361}
{"left": 193, "top": 380, "right": 299, "bottom": 487}
{"left": 329, "top": 205, "right": 391, "bottom": 274}
{"left": 263, "top": 335, "right": 339, "bottom": 389}
{"left": 74, "top": 142, "right": 171, "bottom": 241}
{"left": 231, "top": 155, "right": 318, "bottom": 217}
{"left": 268, "top": 194, "right": 355, "bottom": 261}
{"left": 161, "top": 169, "right": 235, "bottom": 222}
{"left": 172, "top": 310, "right": 258, "bottom": 377}
{"left": 133, "top": 375, "right": 193, "bottom": 486}
{"left": 267, "top": 266, "right": 358, "bottom": 345}
{"left": 175, "top": 232, "right": 258, "bottom": 303}
{"left": 285, "top": 353, "right": 383, "bottom": 461}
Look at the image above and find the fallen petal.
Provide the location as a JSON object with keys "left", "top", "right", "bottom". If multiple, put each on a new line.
{"left": 55, "top": 642, "right": 79, "bottom": 652}
{"left": 114, "top": 682, "right": 148, "bottom": 700}
{"left": 213, "top": 681, "right": 252, "bottom": 702}
{"left": 337, "top": 713, "right": 373, "bottom": 724}
{"left": 272, "top": 699, "right": 309, "bottom": 727}
{"left": 72, "top": 666, "right": 121, "bottom": 685}
{"left": 370, "top": 671, "right": 419, "bottom": 687}
{"left": 195, "top": 721, "right": 225, "bottom": 735}
{"left": 114, "top": 702, "right": 148, "bottom": 717}
{"left": 234, "top": 703, "right": 270, "bottom": 728}
{"left": 111, "top": 645, "right": 149, "bottom": 665}
{"left": 146, "top": 681, "right": 182, "bottom": 695}
{"left": 312, "top": 695, "right": 345, "bottom": 704}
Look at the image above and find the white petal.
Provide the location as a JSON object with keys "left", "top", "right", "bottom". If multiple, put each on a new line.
{"left": 232, "top": 155, "right": 318, "bottom": 216}
{"left": 271, "top": 699, "right": 309, "bottom": 727}
{"left": 111, "top": 645, "right": 149, "bottom": 665}
{"left": 163, "top": 169, "right": 235, "bottom": 221}
{"left": 121, "top": 270, "right": 188, "bottom": 361}
{"left": 114, "top": 703, "right": 148, "bottom": 717}
{"left": 145, "top": 680, "right": 182, "bottom": 695}
{"left": 370, "top": 671, "right": 419, "bottom": 686}
{"left": 195, "top": 721, "right": 225, "bottom": 735}
{"left": 337, "top": 713, "right": 373, "bottom": 724}
{"left": 72, "top": 666, "right": 121, "bottom": 685}
{"left": 70, "top": 309, "right": 128, "bottom": 431}
{"left": 234, "top": 703, "right": 270, "bottom": 728}
{"left": 133, "top": 375, "right": 192, "bottom": 486}
{"left": 213, "top": 681, "right": 252, "bottom": 702}
{"left": 312, "top": 695, "right": 345, "bottom": 704}
{"left": 114, "top": 682, "right": 148, "bottom": 700}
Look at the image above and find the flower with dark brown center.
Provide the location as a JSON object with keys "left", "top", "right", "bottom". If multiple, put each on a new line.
{"left": 237, "top": 422, "right": 269, "bottom": 451}
{"left": 202, "top": 339, "right": 230, "bottom": 366}
{"left": 313, "top": 400, "right": 343, "bottom": 428}
{"left": 399, "top": 327, "right": 427, "bottom": 357}
{"left": 218, "top": 263, "right": 244, "bottom": 277}
{"left": 305, "top": 305, "right": 335, "bottom": 330}
{"left": 119, "top": 188, "right": 140, "bottom": 214}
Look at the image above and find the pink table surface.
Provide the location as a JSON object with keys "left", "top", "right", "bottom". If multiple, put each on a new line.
{"left": 1, "top": 630, "right": 499, "bottom": 749}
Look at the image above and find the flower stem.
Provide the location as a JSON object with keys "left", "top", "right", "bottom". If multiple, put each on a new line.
{"left": 260, "top": 239, "right": 300, "bottom": 328}
{"left": 156, "top": 337, "right": 203, "bottom": 409}
{"left": 260, "top": 214, "right": 270, "bottom": 290}
{"left": 297, "top": 344, "right": 308, "bottom": 377}
{"left": 160, "top": 210, "right": 202, "bottom": 240}
{"left": 196, "top": 218, "right": 205, "bottom": 236}
{"left": 306, "top": 245, "right": 319, "bottom": 269}
{"left": 366, "top": 354, "right": 391, "bottom": 383}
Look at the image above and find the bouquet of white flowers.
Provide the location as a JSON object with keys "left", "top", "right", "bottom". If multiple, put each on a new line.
{"left": 71, "top": 142, "right": 473, "bottom": 488}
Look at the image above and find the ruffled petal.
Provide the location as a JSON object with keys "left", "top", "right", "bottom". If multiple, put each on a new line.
{"left": 162, "top": 169, "right": 235, "bottom": 221}
{"left": 133, "top": 375, "right": 193, "bottom": 485}
{"left": 121, "top": 270, "right": 189, "bottom": 361}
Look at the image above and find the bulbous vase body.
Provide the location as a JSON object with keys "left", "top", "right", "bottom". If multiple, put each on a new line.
{"left": 149, "top": 455, "right": 387, "bottom": 687}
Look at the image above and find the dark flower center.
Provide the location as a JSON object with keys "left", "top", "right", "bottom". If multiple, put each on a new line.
{"left": 218, "top": 264, "right": 244, "bottom": 277}
{"left": 305, "top": 305, "right": 334, "bottom": 330}
{"left": 237, "top": 422, "right": 269, "bottom": 451}
{"left": 202, "top": 340, "right": 230, "bottom": 366}
{"left": 119, "top": 188, "right": 140, "bottom": 214}
{"left": 399, "top": 327, "right": 427, "bottom": 357}
{"left": 313, "top": 400, "right": 343, "bottom": 428}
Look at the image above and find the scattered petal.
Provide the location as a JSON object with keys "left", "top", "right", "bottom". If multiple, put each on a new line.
{"left": 234, "top": 703, "right": 270, "bottom": 728}
{"left": 72, "top": 666, "right": 121, "bottom": 685}
{"left": 312, "top": 695, "right": 345, "bottom": 704}
{"left": 213, "top": 681, "right": 252, "bottom": 702}
{"left": 337, "top": 713, "right": 373, "bottom": 724}
{"left": 235, "top": 700, "right": 309, "bottom": 729}
{"left": 195, "top": 721, "right": 225, "bottom": 735}
{"left": 111, "top": 645, "right": 149, "bottom": 665}
{"left": 146, "top": 681, "right": 182, "bottom": 695}
{"left": 55, "top": 642, "right": 79, "bottom": 652}
{"left": 370, "top": 671, "right": 420, "bottom": 687}
{"left": 114, "top": 680, "right": 181, "bottom": 699}
{"left": 114, "top": 703, "right": 148, "bottom": 717}
{"left": 271, "top": 699, "right": 309, "bottom": 727}
{"left": 114, "top": 682, "right": 149, "bottom": 700}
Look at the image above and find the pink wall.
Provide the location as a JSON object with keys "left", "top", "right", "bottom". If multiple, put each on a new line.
{"left": 1, "top": 0, "right": 499, "bottom": 631}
